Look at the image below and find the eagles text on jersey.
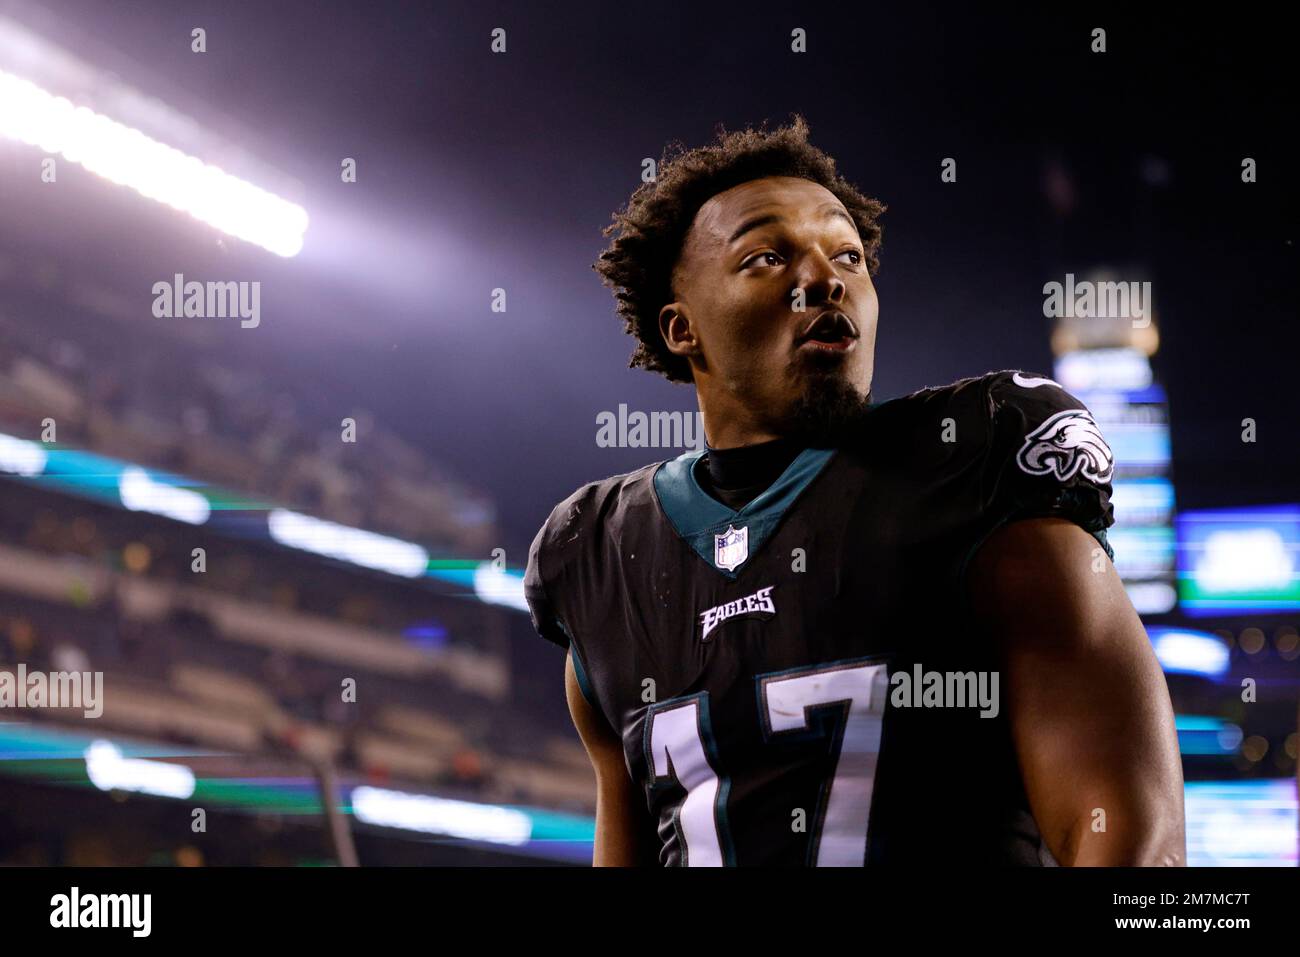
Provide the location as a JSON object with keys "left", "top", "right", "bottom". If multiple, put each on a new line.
{"left": 525, "top": 370, "right": 1116, "bottom": 866}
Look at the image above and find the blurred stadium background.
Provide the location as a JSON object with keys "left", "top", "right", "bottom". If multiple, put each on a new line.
{"left": 0, "top": 2, "right": 1295, "bottom": 865}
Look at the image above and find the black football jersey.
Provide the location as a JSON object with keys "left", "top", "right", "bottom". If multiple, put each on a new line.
{"left": 525, "top": 370, "right": 1116, "bottom": 866}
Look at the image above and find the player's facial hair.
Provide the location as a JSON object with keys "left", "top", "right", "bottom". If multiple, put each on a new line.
{"left": 783, "top": 369, "right": 872, "bottom": 446}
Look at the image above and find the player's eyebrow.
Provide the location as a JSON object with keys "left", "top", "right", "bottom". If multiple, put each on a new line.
{"left": 727, "top": 204, "right": 855, "bottom": 244}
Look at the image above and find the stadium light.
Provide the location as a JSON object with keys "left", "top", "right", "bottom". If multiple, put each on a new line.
{"left": 84, "top": 740, "right": 196, "bottom": 799}
{"left": 1197, "top": 529, "right": 1293, "bottom": 592}
{"left": 119, "top": 466, "right": 211, "bottom": 525}
{"left": 0, "top": 433, "right": 46, "bottom": 476}
{"left": 351, "top": 786, "right": 532, "bottom": 845}
{"left": 1177, "top": 506, "right": 1300, "bottom": 613}
{"left": 267, "top": 508, "right": 430, "bottom": 579}
{"left": 1, "top": 429, "right": 533, "bottom": 606}
{"left": 0, "top": 67, "right": 308, "bottom": 257}
{"left": 1184, "top": 780, "right": 1298, "bottom": 866}
{"left": 1147, "top": 628, "right": 1231, "bottom": 679}
{"left": 1172, "top": 714, "right": 1242, "bottom": 754}
{"left": 472, "top": 562, "right": 529, "bottom": 612}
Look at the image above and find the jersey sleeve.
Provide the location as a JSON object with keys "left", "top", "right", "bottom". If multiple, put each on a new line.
{"left": 524, "top": 501, "right": 574, "bottom": 650}
{"left": 523, "top": 484, "right": 612, "bottom": 719}
{"left": 977, "top": 370, "right": 1116, "bottom": 559}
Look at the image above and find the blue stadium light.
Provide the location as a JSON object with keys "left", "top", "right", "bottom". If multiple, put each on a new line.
{"left": 1055, "top": 347, "right": 1153, "bottom": 393}
{"left": 1172, "top": 714, "right": 1242, "bottom": 755}
{"left": 0, "top": 430, "right": 534, "bottom": 611}
{"left": 1109, "top": 477, "right": 1176, "bottom": 527}
{"left": 1177, "top": 505, "right": 1300, "bottom": 614}
{"left": 350, "top": 785, "right": 532, "bottom": 845}
{"left": 1108, "top": 526, "right": 1176, "bottom": 580}
{"left": 1184, "top": 779, "right": 1298, "bottom": 867}
{"left": 1096, "top": 421, "right": 1172, "bottom": 470}
{"left": 1147, "top": 627, "right": 1230, "bottom": 679}
{"left": 0, "top": 724, "right": 594, "bottom": 861}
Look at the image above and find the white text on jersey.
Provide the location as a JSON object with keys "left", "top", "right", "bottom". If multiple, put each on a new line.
{"left": 699, "top": 586, "right": 776, "bottom": 641}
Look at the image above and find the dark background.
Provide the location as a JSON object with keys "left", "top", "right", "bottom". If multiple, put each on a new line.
{"left": 12, "top": 0, "right": 1294, "bottom": 552}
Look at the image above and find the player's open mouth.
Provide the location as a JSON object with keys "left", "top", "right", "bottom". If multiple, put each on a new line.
{"left": 797, "top": 310, "right": 859, "bottom": 353}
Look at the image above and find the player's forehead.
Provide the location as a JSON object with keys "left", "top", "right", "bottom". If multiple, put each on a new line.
{"left": 686, "top": 176, "right": 854, "bottom": 254}
{"left": 681, "top": 176, "right": 863, "bottom": 270}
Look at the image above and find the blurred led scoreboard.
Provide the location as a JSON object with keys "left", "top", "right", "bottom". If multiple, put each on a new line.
{"left": 1177, "top": 505, "right": 1300, "bottom": 615}
{"left": 1056, "top": 348, "right": 1177, "bottom": 614}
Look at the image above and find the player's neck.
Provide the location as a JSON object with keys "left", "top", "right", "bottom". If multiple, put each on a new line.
{"left": 695, "top": 435, "right": 805, "bottom": 511}
{"left": 703, "top": 435, "right": 804, "bottom": 486}
{"left": 697, "top": 391, "right": 787, "bottom": 450}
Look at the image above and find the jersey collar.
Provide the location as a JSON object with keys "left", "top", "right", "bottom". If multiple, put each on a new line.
{"left": 652, "top": 446, "right": 836, "bottom": 580}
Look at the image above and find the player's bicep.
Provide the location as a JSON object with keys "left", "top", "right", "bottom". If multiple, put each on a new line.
{"left": 968, "top": 517, "right": 1185, "bottom": 865}
{"left": 565, "top": 650, "right": 657, "bottom": 866}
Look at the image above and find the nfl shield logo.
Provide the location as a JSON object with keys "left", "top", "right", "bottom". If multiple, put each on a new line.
{"left": 714, "top": 525, "right": 749, "bottom": 571}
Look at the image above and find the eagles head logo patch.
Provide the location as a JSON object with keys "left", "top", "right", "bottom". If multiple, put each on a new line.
{"left": 1015, "top": 409, "right": 1114, "bottom": 484}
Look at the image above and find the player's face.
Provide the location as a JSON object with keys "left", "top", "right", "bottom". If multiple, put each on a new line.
{"left": 663, "top": 176, "right": 878, "bottom": 438}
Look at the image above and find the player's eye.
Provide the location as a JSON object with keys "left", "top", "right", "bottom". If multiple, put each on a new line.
{"left": 741, "top": 251, "right": 783, "bottom": 269}
{"left": 835, "top": 248, "right": 864, "bottom": 266}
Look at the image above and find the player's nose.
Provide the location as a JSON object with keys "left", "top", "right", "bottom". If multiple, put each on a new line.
{"left": 790, "top": 248, "right": 846, "bottom": 308}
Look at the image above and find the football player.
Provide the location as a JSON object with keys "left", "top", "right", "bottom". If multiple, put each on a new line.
{"left": 526, "top": 116, "right": 1185, "bottom": 866}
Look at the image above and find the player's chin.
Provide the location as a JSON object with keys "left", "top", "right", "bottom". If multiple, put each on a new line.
{"left": 783, "top": 363, "right": 873, "bottom": 444}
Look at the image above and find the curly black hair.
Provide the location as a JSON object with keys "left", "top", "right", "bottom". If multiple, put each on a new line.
{"left": 593, "top": 114, "right": 886, "bottom": 383}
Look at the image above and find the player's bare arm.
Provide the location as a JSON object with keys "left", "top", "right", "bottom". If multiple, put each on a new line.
{"left": 565, "top": 650, "right": 658, "bottom": 866}
{"left": 970, "top": 517, "right": 1186, "bottom": 866}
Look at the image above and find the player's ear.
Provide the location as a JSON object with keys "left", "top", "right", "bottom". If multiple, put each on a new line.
{"left": 658, "top": 303, "right": 699, "bottom": 361}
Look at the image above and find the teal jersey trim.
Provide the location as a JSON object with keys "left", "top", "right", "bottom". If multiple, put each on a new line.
{"left": 1093, "top": 526, "right": 1114, "bottom": 562}
{"left": 652, "top": 446, "right": 836, "bottom": 580}
{"left": 556, "top": 618, "right": 599, "bottom": 710}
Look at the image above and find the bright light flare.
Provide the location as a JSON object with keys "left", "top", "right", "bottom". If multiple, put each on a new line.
{"left": 119, "top": 466, "right": 211, "bottom": 526}
{"left": 0, "top": 69, "right": 308, "bottom": 257}
{"left": 0, "top": 433, "right": 47, "bottom": 476}
{"left": 352, "top": 786, "right": 533, "bottom": 845}
{"left": 472, "top": 562, "right": 529, "bottom": 612}
{"left": 1148, "top": 628, "right": 1231, "bottom": 679}
{"left": 267, "top": 508, "right": 429, "bottom": 579}
{"left": 84, "top": 740, "right": 196, "bottom": 799}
